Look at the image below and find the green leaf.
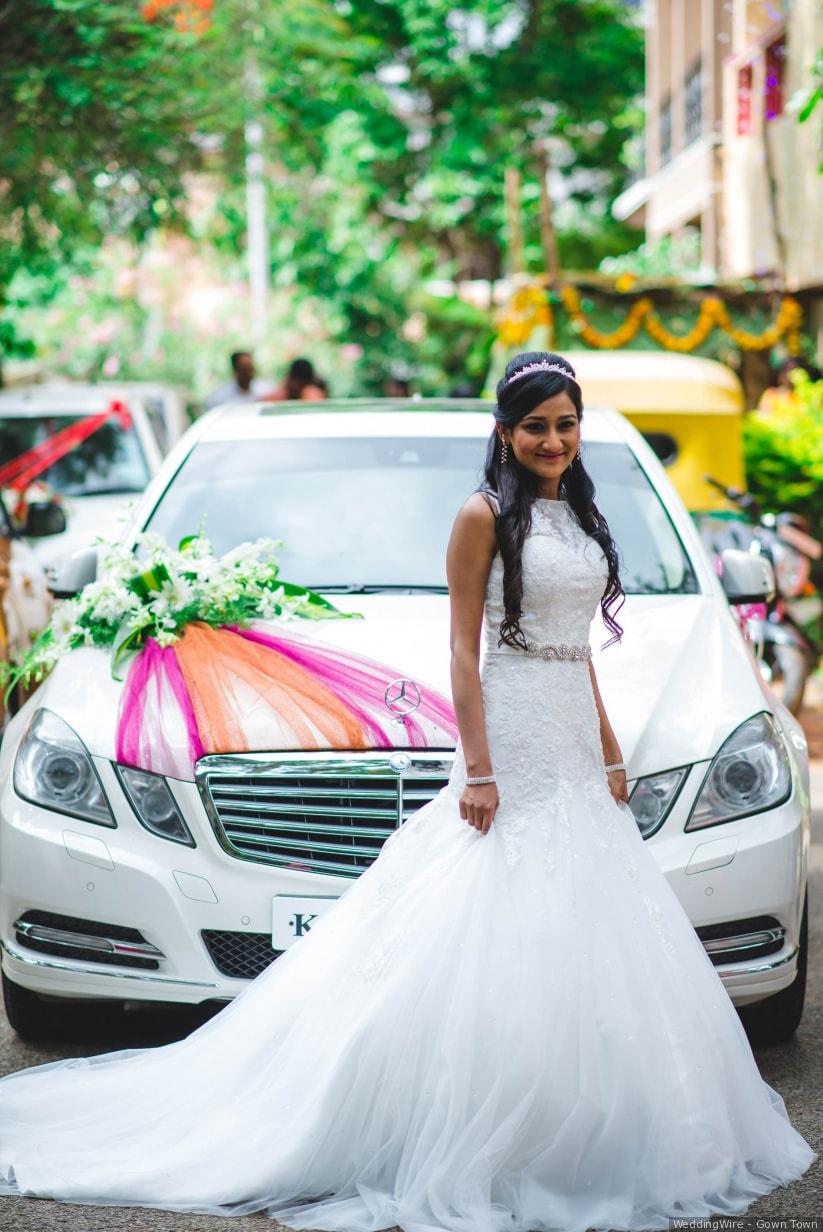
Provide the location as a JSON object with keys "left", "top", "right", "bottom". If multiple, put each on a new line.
{"left": 127, "top": 561, "right": 171, "bottom": 599}
{"left": 275, "top": 580, "right": 360, "bottom": 617}
{"left": 798, "top": 87, "right": 823, "bottom": 124}
{"left": 110, "top": 615, "right": 147, "bottom": 681}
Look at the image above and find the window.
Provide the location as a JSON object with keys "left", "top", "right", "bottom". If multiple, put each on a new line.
{"left": 737, "top": 64, "right": 754, "bottom": 135}
{"left": 0, "top": 415, "right": 150, "bottom": 497}
{"left": 660, "top": 96, "right": 672, "bottom": 165}
{"left": 685, "top": 60, "right": 703, "bottom": 146}
{"left": 142, "top": 397, "right": 170, "bottom": 452}
{"left": 145, "top": 436, "right": 699, "bottom": 596}
{"left": 765, "top": 38, "right": 785, "bottom": 121}
{"left": 641, "top": 433, "right": 678, "bottom": 468}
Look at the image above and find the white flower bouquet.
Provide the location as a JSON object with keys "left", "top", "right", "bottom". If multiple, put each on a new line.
{"left": 1, "top": 530, "right": 358, "bottom": 695}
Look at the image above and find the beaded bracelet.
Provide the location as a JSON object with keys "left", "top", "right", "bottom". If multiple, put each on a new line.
{"left": 466, "top": 774, "right": 496, "bottom": 785}
{"left": 604, "top": 762, "right": 625, "bottom": 774}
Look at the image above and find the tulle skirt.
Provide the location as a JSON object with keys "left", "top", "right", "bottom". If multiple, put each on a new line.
{"left": 0, "top": 731, "right": 815, "bottom": 1231}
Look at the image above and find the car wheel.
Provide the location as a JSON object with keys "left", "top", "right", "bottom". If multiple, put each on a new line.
{"left": 738, "top": 891, "right": 808, "bottom": 1047}
{"left": 2, "top": 970, "right": 125, "bottom": 1044}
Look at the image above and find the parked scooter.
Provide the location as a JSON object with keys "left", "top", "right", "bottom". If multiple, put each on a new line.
{"left": 698, "top": 477, "right": 821, "bottom": 714}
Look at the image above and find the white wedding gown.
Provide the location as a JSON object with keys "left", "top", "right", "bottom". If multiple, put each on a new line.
{"left": 0, "top": 497, "right": 815, "bottom": 1231}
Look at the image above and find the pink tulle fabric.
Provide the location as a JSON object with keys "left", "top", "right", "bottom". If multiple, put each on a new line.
{"left": 116, "top": 622, "right": 457, "bottom": 778}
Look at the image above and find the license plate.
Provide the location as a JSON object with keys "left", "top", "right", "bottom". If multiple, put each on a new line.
{"left": 272, "top": 894, "right": 338, "bottom": 949}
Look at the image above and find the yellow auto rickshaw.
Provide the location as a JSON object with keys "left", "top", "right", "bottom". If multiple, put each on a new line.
{"left": 560, "top": 350, "right": 746, "bottom": 513}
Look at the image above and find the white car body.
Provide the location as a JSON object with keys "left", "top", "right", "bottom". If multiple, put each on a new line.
{"left": 0, "top": 402, "right": 810, "bottom": 1033}
{"left": 0, "top": 382, "right": 185, "bottom": 570}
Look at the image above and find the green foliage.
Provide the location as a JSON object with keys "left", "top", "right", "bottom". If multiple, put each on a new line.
{"left": 1, "top": 1, "right": 644, "bottom": 391}
{"left": 258, "top": 0, "right": 643, "bottom": 386}
{"left": 600, "top": 230, "right": 704, "bottom": 280}
{"left": 412, "top": 293, "right": 496, "bottom": 394}
{"left": 0, "top": 1, "right": 202, "bottom": 286}
{"left": 342, "top": 0, "right": 644, "bottom": 277}
{"left": 743, "top": 375, "right": 823, "bottom": 534}
{"left": 0, "top": 0, "right": 359, "bottom": 291}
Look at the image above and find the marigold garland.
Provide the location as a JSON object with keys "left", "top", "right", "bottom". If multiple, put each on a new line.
{"left": 497, "top": 285, "right": 554, "bottom": 348}
{"left": 496, "top": 283, "right": 803, "bottom": 355}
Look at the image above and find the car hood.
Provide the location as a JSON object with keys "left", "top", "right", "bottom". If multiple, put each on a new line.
{"left": 23, "top": 591, "right": 766, "bottom": 782}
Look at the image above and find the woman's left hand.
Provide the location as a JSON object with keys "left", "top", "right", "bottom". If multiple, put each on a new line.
{"left": 607, "top": 769, "right": 629, "bottom": 806}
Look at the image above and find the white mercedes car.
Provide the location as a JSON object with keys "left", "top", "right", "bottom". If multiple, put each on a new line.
{"left": 0, "top": 401, "right": 810, "bottom": 1046}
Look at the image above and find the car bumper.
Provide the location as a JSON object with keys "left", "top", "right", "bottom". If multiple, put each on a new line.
{"left": 646, "top": 761, "right": 808, "bottom": 1006}
{"left": 0, "top": 763, "right": 349, "bottom": 1006}
{"left": 1, "top": 757, "right": 809, "bottom": 1009}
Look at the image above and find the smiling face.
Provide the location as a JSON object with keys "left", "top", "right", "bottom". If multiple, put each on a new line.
{"left": 499, "top": 391, "right": 581, "bottom": 497}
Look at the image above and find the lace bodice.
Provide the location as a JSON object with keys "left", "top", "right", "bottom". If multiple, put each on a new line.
{"left": 482, "top": 496, "right": 609, "bottom": 655}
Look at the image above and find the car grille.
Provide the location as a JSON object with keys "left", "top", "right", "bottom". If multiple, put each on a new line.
{"left": 202, "top": 930, "right": 283, "bottom": 979}
{"left": 196, "top": 752, "right": 453, "bottom": 877}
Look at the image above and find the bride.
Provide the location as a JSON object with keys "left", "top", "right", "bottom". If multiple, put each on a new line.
{"left": 0, "top": 351, "right": 815, "bottom": 1231}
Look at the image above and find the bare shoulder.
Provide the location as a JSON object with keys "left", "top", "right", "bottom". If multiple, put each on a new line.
{"left": 447, "top": 491, "right": 498, "bottom": 579}
{"left": 449, "top": 492, "right": 497, "bottom": 545}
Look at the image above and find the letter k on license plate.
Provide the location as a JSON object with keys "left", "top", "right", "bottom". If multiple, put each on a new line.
{"left": 272, "top": 895, "right": 338, "bottom": 949}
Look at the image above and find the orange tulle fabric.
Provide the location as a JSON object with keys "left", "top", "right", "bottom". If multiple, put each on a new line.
{"left": 173, "top": 623, "right": 368, "bottom": 753}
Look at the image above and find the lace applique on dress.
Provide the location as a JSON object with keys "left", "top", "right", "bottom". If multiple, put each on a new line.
{"left": 469, "top": 491, "right": 617, "bottom": 869}
{"left": 529, "top": 501, "right": 584, "bottom": 548}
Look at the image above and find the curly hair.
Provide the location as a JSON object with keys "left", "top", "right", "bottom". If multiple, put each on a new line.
{"left": 479, "top": 350, "right": 624, "bottom": 649}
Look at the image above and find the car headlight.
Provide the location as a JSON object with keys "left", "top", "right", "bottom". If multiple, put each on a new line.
{"left": 685, "top": 712, "right": 792, "bottom": 831}
{"left": 116, "top": 765, "right": 194, "bottom": 847}
{"left": 13, "top": 709, "right": 115, "bottom": 827}
{"left": 628, "top": 767, "right": 689, "bottom": 838}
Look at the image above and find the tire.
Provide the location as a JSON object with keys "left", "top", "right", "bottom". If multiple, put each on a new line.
{"left": 738, "top": 891, "right": 808, "bottom": 1047}
{"left": 2, "top": 970, "right": 124, "bottom": 1044}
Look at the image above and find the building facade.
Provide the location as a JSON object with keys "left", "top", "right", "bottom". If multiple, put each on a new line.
{"left": 722, "top": 0, "right": 823, "bottom": 291}
{"left": 616, "top": 0, "right": 823, "bottom": 296}
{"left": 614, "top": 0, "right": 732, "bottom": 278}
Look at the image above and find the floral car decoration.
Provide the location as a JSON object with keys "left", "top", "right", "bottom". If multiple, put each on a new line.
{"left": 2, "top": 533, "right": 458, "bottom": 778}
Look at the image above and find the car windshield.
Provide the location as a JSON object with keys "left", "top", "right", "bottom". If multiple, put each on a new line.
{"left": 0, "top": 414, "right": 150, "bottom": 496}
{"left": 145, "top": 436, "right": 698, "bottom": 594}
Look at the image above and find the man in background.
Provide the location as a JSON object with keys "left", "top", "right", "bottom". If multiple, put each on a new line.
{"left": 204, "top": 351, "right": 276, "bottom": 410}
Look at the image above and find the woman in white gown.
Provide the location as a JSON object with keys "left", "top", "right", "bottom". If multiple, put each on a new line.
{"left": 0, "top": 351, "right": 815, "bottom": 1231}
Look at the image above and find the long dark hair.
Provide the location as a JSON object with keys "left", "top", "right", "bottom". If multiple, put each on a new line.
{"left": 480, "top": 350, "right": 624, "bottom": 649}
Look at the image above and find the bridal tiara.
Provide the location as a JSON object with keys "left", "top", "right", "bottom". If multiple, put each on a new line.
{"left": 503, "top": 361, "right": 577, "bottom": 387}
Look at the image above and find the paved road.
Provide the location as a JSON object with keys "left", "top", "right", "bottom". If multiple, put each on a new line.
{"left": 1, "top": 774, "right": 822, "bottom": 1231}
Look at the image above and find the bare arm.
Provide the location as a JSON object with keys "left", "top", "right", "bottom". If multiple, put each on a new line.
{"left": 588, "top": 659, "right": 629, "bottom": 804}
{"left": 445, "top": 493, "right": 499, "bottom": 833}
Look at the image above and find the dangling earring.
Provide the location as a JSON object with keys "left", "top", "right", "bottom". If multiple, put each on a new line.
{"left": 575, "top": 446, "right": 582, "bottom": 462}
{"left": 500, "top": 436, "right": 509, "bottom": 465}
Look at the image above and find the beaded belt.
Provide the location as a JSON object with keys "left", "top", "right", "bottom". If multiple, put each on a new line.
{"left": 487, "top": 641, "right": 592, "bottom": 662}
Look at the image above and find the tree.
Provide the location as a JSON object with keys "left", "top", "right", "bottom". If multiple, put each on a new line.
{"left": 342, "top": 0, "right": 644, "bottom": 278}
{"left": 0, "top": 0, "right": 360, "bottom": 373}
{"left": 244, "top": 1, "right": 645, "bottom": 384}
{"left": 1, "top": 1, "right": 644, "bottom": 391}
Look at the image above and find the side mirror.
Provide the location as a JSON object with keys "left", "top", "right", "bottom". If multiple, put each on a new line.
{"left": 46, "top": 546, "right": 98, "bottom": 598}
{"left": 22, "top": 499, "right": 67, "bottom": 538}
{"left": 718, "top": 548, "right": 776, "bottom": 604}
